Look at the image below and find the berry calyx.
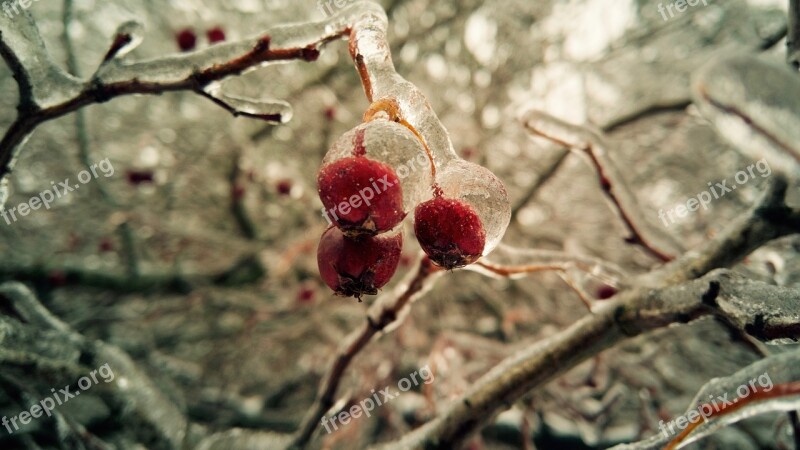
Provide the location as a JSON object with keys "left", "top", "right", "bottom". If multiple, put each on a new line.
{"left": 317, "top": 227, "right": 403, "bottom": 300}
{"left": 414, "top": 194, "right": 486, "bottom": 269}
{"left": 317, "top": 156, "right": 405, "bottom": 236}
{"left": 176, "top": 28, "right": 197, "bottom": 52}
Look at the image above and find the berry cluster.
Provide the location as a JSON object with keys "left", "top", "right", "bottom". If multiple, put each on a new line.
{"left": 316, "top": 103, "right": 510, "bottom": 300}
{"left": 175, "top": 26, "right": 226, "bottom": 52}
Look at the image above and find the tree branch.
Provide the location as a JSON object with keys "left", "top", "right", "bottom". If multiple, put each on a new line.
{"left": 289, "top": 256, "right": 443, "bottom": 449}
{"left": 0, "top": 2, "right": 380, "bottom": 188}
{"left": 377, "top": 176, "right": 800, "bottom": 449}
{"left": 520, "top": 109, "right": 684, "bottom": 262}
{"left": 0, "top": 253, "right": 266, "bottom": 294}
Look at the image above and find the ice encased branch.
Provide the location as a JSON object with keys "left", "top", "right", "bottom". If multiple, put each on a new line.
{"left": 0, "top": 3, "right": 369, "bottom": 202}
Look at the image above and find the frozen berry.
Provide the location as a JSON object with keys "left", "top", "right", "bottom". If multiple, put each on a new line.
{"left": 206, "top": 26, "right": 226, "bottom": 43}
{"left": 317, "top": 156, "right": 405, "bottom": 236}
{"left": 176, "top": 28, "right": 197, "bottom": 52}
{"left": 414, "top": 195, "right": 486, "bottom": 269}
{"left": 322, "top": 121, "right": 434, "bottom": 222}
{"left": 432, "top": 159, "right": 510, "bottom": 257}
{"left": 317, "top": 227, "right": 402, "bottom": 300}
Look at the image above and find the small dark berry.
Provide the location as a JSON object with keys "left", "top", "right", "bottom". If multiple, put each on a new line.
{"left": 276, "top": 179, "right": 293, "bottom": 196}
{"left": 232, "top": 183, "right": 246, "bottom": 201}
{"left": 126, "top": 170, "right": 154, "bottom": 185}
{"left": 317, "top": 227, "right": 402, "bottom": 300}
{"left": 297, "top": 285, "right": 316, "bottom": 304}
{"left": 596, "top": 284, "right": 618, "bottom": 300}
{"left": 99, "top": 238, "right": 114, "bottom": 253}
{"left": 176, "top": 28, "right": 197, "bottom": 52}
{"left": 414, "top": 196, "right": 486, "bottom": 269}
{"left": 207, "top": 26, "right": 226, "bottom": 43}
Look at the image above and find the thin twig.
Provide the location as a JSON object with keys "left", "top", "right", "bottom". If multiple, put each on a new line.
{"left": 789, "top": 0, "right": 800, "bottom": 69}
{"left": 0, "top": 3, "right": 373, "bottom": 183}
{"left": 62, "top": 0, "right": 117, "bottom": 205}
{"left": 0, "top": 253, "right": 265, "bottom": 293}
{"left": 289, "top": 256, "right": 443, "bottom": 449}
{"left": 520, "top": 109, "right": 684, "bottom": 262}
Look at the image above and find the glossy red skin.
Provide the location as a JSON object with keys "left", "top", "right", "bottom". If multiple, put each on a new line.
{"left": 176, "top": 29, "right": 197, "bottom": 52}
{"left": 414, "top": 196, "right": 486, "bottom": 269}
{"left": 317, "top": 156, "right": 405, "bottom": 236}
{"left": 317, "top": 227, "right": 403, "bottom": 299}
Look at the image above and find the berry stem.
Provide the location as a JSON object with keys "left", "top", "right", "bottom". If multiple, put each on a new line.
{"left": 363, "top": 97, "right": 437, "bottom": 180}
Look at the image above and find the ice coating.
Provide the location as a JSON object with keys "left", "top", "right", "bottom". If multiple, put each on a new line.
{"left": 323, "top": 119, "right": 434, "bottom": 215}
{"left": 610, "top": 350, "right": 800, "bottom": 450}
{"left": 433, "top": 159, "right": 511, "bottom": 256}
{"left": 348, "top": 2, "right": 459, "bottom": 166}
{"left": 347, "top": 1, "right": 511, "bottom": 254}
{"left": 692, "top": 55, "right": 800, "bottom": 176}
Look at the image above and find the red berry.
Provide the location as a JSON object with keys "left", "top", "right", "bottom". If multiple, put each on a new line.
{"left": 596, "top": 284, "right": 618, "bottom": 300}
{"left": 176, "top": 28, "right": 197, "bottom": 52}
{"left": 276, "top": 179, "right": 293, "bottom": 196}
{"left": 297, "top": 285, "right": 316, "bottom": 304}
{"left": 414, "top": 196, "right": 486, "bottom": 269}
{"left": 317, "top": 227, "right": 402, "bottom": 300}
{"left": 232, "top": 183, "right": 246, "bottom": 200}
{"left": 317, "top": 156, "right": 405, "bottom": 236}
{"left": 207, "top": 26, "right": 226, "bottom": 43}
{"left": 99, "top": 238, "right": 114, "bottom": 252}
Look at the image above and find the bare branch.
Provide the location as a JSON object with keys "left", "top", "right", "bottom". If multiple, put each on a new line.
{"left": 520, "top": 109, "right": 684, "bottom": 262}
{"left": 637, "top": 175, "right": 800, "bottom": 287}
{"left": 0, "top": 7, "right": 82, "bottom": 110}
{"left": 0, "top": 2, "right": 379, "bottom": 190}
{"left": 0, "top": 282, "right": 192, "bottom": 448}
{"left": 0, "top": 253, "right": 266, "bottom": 293}
{"left": 377, "top": 269, "right": 800, "bottom": 449}
{"left": 376, "top": 175, "right": 800, "bottom": 449}
{"left": 289, "top": 255, "right": 443, "bottom": 449}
